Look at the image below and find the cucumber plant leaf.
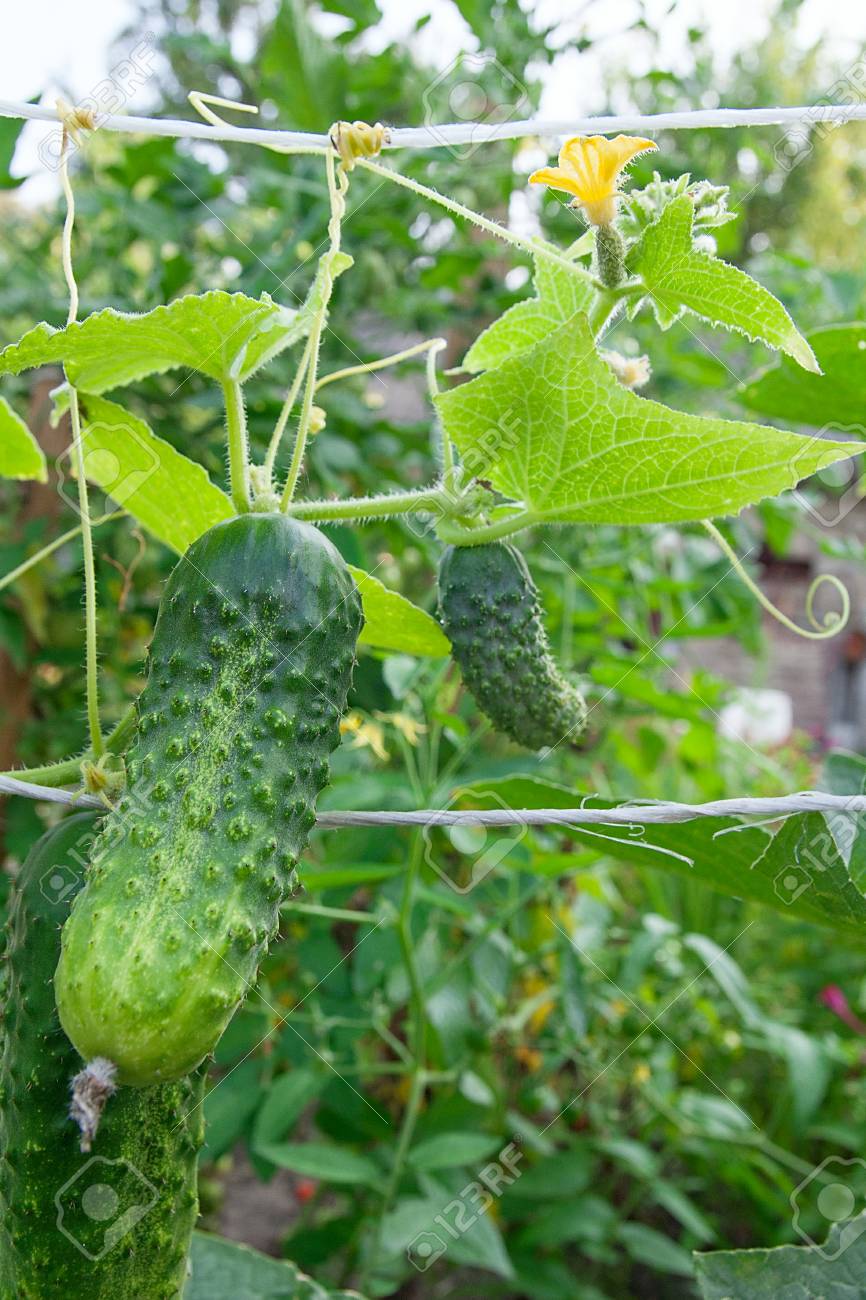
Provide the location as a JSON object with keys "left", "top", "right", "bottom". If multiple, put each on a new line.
{"left": 70, "top": 394, "right": 234, "bottom": 552}
{"left": 739, "top": 322, "right": 866, "bottom": 427}
{"left": 694, "top": 1214, "right": 866, "bottom": 1299}
{"left": 455, "top": 778, "right": 866, "bottom": 940}
{"left": 0, "top": 109, "right": 29, "bottom": 190}
{"left": 462, "top": 237, "right": 595, "bottom": 373}
{"left": 0, "top": 396, "right": 46, "bottom": 481}
{"left": 436, "top": 314, "right": 863, "bottom": 525}
{"left": 53, "top": 402, "right": 445, "bottom": 656}
{"left": 628, "top": 195, "right": 819, "bottom": 371}
{"left": 0, "top": 287, "right": 321, "bottom": 392}
{"left": 186, "top": 1232, "right": 355, "bottom": 1299}
{"left": 255, "top": 1141, "right": 380, "bottom": 1186}
{"left": 348, "top": 566, "right": 450, "bottom": 657}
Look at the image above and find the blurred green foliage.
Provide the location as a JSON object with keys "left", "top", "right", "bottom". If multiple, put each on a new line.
{"left": 3, "top": 1, "right": 866, "bottom": 1296}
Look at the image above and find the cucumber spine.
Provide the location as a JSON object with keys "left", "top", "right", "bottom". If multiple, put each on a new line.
{"left": 56, "top": 513, "right": 363, "bottom": 1086}
{"left": 438, "top": 541, "right": 586, "bottom": 750}
{"left": 0, "top": 813, "right": 204, "bottom": 1298}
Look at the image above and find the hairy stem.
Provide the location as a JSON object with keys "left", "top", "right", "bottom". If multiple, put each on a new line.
{"left": 286, "top": 486, "right": 446, "bottom": 522}
{"left": 223, "top": 378, "right": 251, "bottom": 512}
{"left": 263, "top": 337, "right": 313, "bottom": 483}
{"left": 2, "top": 704, "right": 137, "bottom": 788}
{"left": 364, "top": 833, "right": 428, "bottom": 1285}
{"left": 357, "top": 157, "right": 603, "bottom": 293}
{"left": 438, "top": 509, "right": 540, "bottom": 546}
{"left": 280, "top": 313, "right": 325, "bottom": 508}
{"left": 315, "top": 337, "right": 446, "bottom": 393}
{"left": 280, "top": 150, "right": 346, "bottom": 508}
{"left": 59, "top": 131, "right": 103, "bottom": 757}
{"left": 0, "top": 511, "right": 123, "bottom": 595}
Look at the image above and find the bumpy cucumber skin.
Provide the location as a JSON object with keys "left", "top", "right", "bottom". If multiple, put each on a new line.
{"left": 56, "top": 514, "right": 362, "bottom": 1087}
{"left": 438, "top": 542, "right": 586, "bottom": 750}
{"left": 0, "top": 814, "right": 205, "bottom": 1298}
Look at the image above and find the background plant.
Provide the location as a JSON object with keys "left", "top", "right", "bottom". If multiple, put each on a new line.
{"left": 3, "top": 2, "right": 866, "bottom": 1297}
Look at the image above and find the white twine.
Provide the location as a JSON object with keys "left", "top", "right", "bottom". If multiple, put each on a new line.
{"left": 0, "top": 99, "right": 865, "bottom": 153}
{"left": 0, "top": 774, "right": 863, "bottom": 827}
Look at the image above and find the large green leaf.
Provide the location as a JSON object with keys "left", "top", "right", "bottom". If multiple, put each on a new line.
{"left": 348, "top": 566, "right": 449, "bottom": 657}
{"left": 257, "top": 1141, "right": 381, "bottom": 1186}
{"left": 69, "top": 394, "right": 234, "bottom": 553}
{"left": 462, "top": 237, "right": 595, "bottom": 373}
{"left": 0, "top": 291, "right": 303, "bottom": 391}
{"left": 185, "top": 1233, "right": 362, "bottom": 1298}
{"left": 629, "top": 195, "right": 818, "bottom": 371}
{"left": 380, "top": 1193, "right": 514, "bottom": 1279}
{"left": 436, "top": 315, "right": 861, "bottom": 525}
{"left": 739, "top": 322, "right": 866, "bottom": 426}
{"left": 454, "top": 777, "right": 866, "bottom": 939}
{"left": 695, "top": 1214, "right": 866, "bottom": 1298}
{"left": 822, "top": 749, "right": 866, "bottom": 890}
{"left": 55, "top": 403, "right": 448, "bottom": 650}
{"left": 0, "top": 397, "right": 46, "bottom": 481}
{"left": 618, "top": 1223, "right": 694, "bottom": 1278}
{"left": 408, "top": 1131, "right": 503, "bottom": 1171}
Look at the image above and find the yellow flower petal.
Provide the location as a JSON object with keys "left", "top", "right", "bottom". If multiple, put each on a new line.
{"left": 530, "top": 133, "right": 658, "bottom": 224}
{"left": 528, "top": 164, "right": 582, "bottom": 199}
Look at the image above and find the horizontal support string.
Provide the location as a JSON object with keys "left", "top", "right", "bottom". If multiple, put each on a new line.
{"left": 1, "top": 774, "right": 863, "bottom": 826}
{"left": 1, "top": 99, "right": 865, "bottom": 154}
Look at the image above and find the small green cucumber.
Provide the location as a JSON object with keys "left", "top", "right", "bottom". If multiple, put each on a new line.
{"left": 438, "top": 541, "right": 586, "bottom": 750}
{"left": 0, "top": 813, "right": 204, "bottom": 1298}
{"left": 56, "top": 513, "right": 362, "bottom": 1086}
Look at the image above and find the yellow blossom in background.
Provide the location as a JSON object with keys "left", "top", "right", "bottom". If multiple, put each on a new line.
{"left": 514, "top": 1044, "right": 543, "bottom": 1073}
{"left": 374, "top": 711, "right": 427, "bottom": 746}
{"left": 530, "top": 134, "right": 658, "bottom": 226}
{"left": 340, "top": 711, "right": 389, "bottom": 760}
{"left": 632, "top": 1063, "right": 651, "bottom": 1085}
{"left": 521, "top": 969, "right": 555, "bottom": 1035}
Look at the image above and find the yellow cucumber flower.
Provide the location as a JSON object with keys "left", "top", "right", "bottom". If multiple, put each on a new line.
{"left": 530, "top": 134, "right": 658, "bottom": 226}
{"left": 340, "top": 711, "right": 389, "bottom": 761}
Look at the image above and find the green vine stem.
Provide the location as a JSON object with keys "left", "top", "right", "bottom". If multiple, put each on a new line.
{"left": 2, "top": 704, "right": 137, "bottom": 789}
{"left": 588, "top": 287, "right": 620, "bottom": 336}
{"left": 438, "top": 509, "right": 540, "bottom": 546}
{"left": 222, "top": 378, "right": 252, "bottom": 512}
{"left": 59, "top": 128, "right": 104, "bottom": 758}
{"left": 362, "top": 832, "right": 429, "bottom": 1289}
{"left": 0, "top": 511, "right": 123, "bottom": 595}
{"left": 356, "top": 156, "right": 604, "bottom": 294}
{"left": 315, "top": 337, "right": 446, "bottom": 394}
{"left": 280, "top": 149, "right": 346, "bottom": 509}
{"left": 262, "top": 337, "right": 313, "bottom": 484}
{"left": 286, "top": 486, "right": 447, "bottom": 523}
{"left": 703, "top": 519, "right": 850, "bottom": 639}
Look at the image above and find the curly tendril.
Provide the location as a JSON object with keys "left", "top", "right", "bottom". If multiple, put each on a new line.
{"left": 702, "top": 519, "right": 849, "bottom": 641}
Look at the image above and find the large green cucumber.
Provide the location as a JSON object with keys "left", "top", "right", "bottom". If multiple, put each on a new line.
{"left": 438, "top": 542, "right": 586, "bottom": 750}
{"left": 0, "top": 813, "right": 205, "bottom": 1298}
{"left": 56, "top": 513, "right": 362, "bottom": 1087}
